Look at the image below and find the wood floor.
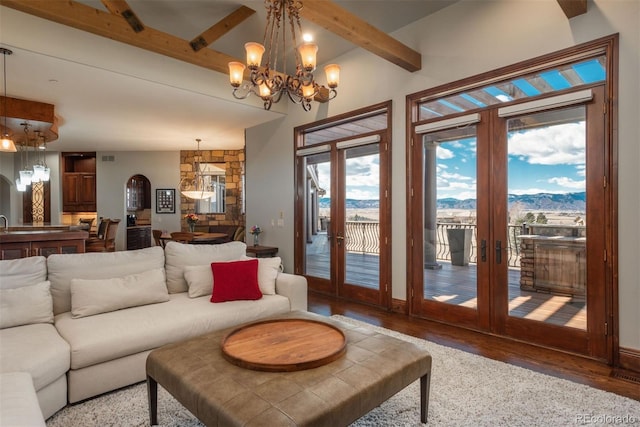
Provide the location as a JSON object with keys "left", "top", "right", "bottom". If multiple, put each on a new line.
{"left": 308, "top": 292, "right": 640, "bottom": 402}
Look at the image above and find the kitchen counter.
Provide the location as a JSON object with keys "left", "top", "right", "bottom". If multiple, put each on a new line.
{"left": 0, "top": 229, "right": 89, "bottom": 260}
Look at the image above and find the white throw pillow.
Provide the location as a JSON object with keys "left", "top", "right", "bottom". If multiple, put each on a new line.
{"left": 70, "top": 268, "right": 169, "bottom": 318}
{"left": 184, "top": 256, "right": 281, "bottom": 298}
{"left": 0, "top": 281, "right": 53, "bottom": 329}
{"left": 164, "top": 241, "right": 247, "bottom": 294}
{"left": 184, "top": 265, "right": 214, "bottom": 298}
{"left": 255, "top": 257, "right": 281, "bottom": 295}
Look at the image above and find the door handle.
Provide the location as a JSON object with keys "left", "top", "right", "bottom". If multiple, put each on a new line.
{"left": 495, "top": 240, "right": 502, "bottom": 264}
{"left": 481, "top": 239, "right": 487, "bottom": 262}
{"left": 335, "top": 235, "right": 345, "bottom": 245}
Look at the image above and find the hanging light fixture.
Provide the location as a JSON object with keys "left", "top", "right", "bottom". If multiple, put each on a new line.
{"left": 18, "top": 122, "right": 33, "bottom": 186}
{"left": 30, "top": 131, "right": 50, "bottom": 183}
{"left": 1, "top": 47, "right": 17, "bottom": 152}
{"left": 228, "top": 0, "right": 340, "bottom": 111}
{"left": 179, "top": 139, "right": 215, "bottom": 200}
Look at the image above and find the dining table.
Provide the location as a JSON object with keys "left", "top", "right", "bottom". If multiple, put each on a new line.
{"left": 160, "top": 232, "right": 228, "bottom": 245}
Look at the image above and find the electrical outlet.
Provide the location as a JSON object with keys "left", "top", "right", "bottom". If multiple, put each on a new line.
{"left": 277, "top": 219, "right": 284, "bottom": 227}
{"left": 271, "top": 219, "right": 275, "bottom": 227}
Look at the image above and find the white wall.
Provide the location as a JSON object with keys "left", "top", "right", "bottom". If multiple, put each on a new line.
{"left": 96, "top": 151, "right": 181, "bottom": 250}
{"left": 245, "top": 0, "right": 640, "bottom": 349}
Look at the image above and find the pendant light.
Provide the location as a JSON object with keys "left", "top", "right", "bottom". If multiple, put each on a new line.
{"left": 179, "top": 139, "right": 215, "bottom": 200}
{"left": 0, "top": 47, "right": 17, "bottom": 152}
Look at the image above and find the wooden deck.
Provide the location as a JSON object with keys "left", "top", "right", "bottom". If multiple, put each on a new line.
{"left": 305, "top": 240, "right": 586, "bottom": 330}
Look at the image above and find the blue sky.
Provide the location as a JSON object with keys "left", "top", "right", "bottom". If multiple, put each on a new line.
{"left": 437, "top": 121, "right": 586, "bottom": 200}
{"left": 316, "top": 121, "right": 586, "bottom": 202}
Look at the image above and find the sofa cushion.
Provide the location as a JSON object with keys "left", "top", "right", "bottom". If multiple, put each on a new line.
{"left": 211, "top": 259, "right": 262, "bottom": 303}
{"left": 70, "top": 268, "right": 169, "bottom": 318}
{"left": 0, "top": 324, "right": 70, "bottom": 391}
{"left": 47, "top": 246, "right": 165, "bottom": 315}
{"left": 255, "top": 256, "right": 281, "bottom": 295}
{"left": 0, "top": 256, "right": 47, "bottom": 289}
{"left": 54, "top": 292, "right": 291, "bottom": 370}
{"left": 0, "top": 281, "right": 53, "bottom": 329}
{"left": 184, "top": 265, "right": 213, "bottom": 298}
{"left": 164, "top": 241, "right": 247, "bottom": 294}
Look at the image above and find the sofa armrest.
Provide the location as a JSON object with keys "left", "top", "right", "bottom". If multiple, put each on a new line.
{"left": 275, "top": 273, "right": 307, "bottom": 311}
{"left": 0, "top": 372, "right": 46, "bottom": 427}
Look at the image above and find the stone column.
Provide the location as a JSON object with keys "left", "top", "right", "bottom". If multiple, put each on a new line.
{"left": 423, "top": 140, "right": 441, "bottom": 269}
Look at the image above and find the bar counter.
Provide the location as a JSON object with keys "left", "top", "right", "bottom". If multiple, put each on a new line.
{"left": 0, "top": 227, "right": 89, "bottom": 260}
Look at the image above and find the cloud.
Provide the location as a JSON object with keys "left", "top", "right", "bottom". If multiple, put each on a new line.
{"left": 548, "top": 176, "right": 585, "bottom": 189}
{"left": 508, "top": 187, "right": 573, "bottom": 195}
{"left": 575, "top": 165, "right": 586, "bottom": 177}
{"left": 437, "top": 147, "right": 455, "bottom": 159}
{"left": 508, "top": 122, "right": 585, "bottom": 165}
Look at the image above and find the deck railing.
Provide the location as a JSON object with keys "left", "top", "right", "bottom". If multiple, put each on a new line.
{"left": 343, "top": 220, "right": 524, "bottom": 267}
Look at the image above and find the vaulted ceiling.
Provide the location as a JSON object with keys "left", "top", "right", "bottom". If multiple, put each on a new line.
{"left": 0, "top": 0, "right": 585, "bottom": 152}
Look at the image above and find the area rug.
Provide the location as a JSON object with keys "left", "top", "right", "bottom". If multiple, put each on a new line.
{"left": 46, "top": 315, "right": 640, "bottom": 427}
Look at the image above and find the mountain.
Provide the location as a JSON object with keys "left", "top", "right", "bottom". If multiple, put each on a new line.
{"left": 319, "top": 192, "right": 586, "bottom": 211}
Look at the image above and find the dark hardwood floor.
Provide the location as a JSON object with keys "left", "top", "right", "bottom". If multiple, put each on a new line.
{"left": 308, "top": 292, "right": 640, "bottom": 402}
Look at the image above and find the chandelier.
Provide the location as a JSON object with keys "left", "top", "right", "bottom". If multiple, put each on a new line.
{"left": 1, "top": 47, "right": 17, "bottom": 152}
{"left": 179, "top": 139, "right": 215, "bottom": 200}
{"left": 228, "top": 0, "right": 340, "bottom": 111}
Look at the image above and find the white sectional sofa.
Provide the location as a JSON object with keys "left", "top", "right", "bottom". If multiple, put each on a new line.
{"left": 0, "top": 241, "right": 307, "bottom": 423}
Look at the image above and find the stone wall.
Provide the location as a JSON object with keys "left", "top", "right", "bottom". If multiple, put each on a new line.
{"left": 179, "top": 149, "right": 244, "bottom": 231}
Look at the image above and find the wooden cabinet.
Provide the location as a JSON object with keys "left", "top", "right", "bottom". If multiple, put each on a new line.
{"left": 127, "top": 226, "right": 151, "bottom": 250}
{"left": 0, "top": 230, "right": 87, "bottom": 260}
{"left": 63, "top": 173, "right": 97, "bottom": 212}
{"left": 126, "top": 175, "right": 151, "bottom": 211}
{"left": 62, "top": 153, "right": 96, "bottom": 212}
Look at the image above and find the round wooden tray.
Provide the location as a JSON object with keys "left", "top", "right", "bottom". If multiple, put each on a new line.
{"left": 221, "top": 318, "right": 346, "bottom": 372}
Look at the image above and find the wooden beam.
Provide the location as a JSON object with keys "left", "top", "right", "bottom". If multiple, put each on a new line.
{"left": 301, "top": 0, "right": 421, "bottom": 72}
{"left": 101, "top": 0, "right": 145, "bottom": 33}
{"left": 556, "top": 0, "right": 587, "bottom": 19}
{"left": 0, "top": 0, "right": 241, "bottom": 75}
{"left": 190, "top": 6, "right": 255, "bottom": 52}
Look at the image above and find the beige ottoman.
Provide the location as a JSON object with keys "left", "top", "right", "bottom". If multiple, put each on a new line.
{"left": 147, "top": 311, "right": 432, "bottom": 426}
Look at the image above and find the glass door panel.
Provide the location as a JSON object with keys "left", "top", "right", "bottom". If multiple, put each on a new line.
{"left": 303, "top": 152, "right": 332, "bottom": 282}
{"left": 422, "top": 126, "right": 479, "bottom": 310}
{"left": 505, "top": 106, "right": 587, "bottom": 330}
{"left": 342, "top": 144, "right": 380, "bottom": 291}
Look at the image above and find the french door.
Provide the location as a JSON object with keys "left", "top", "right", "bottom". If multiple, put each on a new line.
{"left": 294, "top": 102, "right": 392, "bottom": 308}
{"left": 296, "top": 135, "right": 389, "bottom": 306}
{"left": 410, "top": 85, "right": 610, "bottom": 360}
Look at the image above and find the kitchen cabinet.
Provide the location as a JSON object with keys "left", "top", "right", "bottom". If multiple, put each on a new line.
{"left": 127, "top": 226, "right": 151, "bottom": 250}
{"left": 126, "top": 175, "right": 151, "bottom": 211}
{"left": 63, "top": 173, "right": 96, "bottom": 212}
{"left": 62, "top": 153, "right": 96, "bottom": 212}
{"left": 0, "top": 230, "right": 87, "bottom": 260}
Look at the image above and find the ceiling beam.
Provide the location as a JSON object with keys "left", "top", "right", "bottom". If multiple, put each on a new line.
{"left": 301, "top": 0, "right": 422, "bottom": 72}
{"left": 556, "top": 0, "right": 587, "bottom": 19}
{"left": 101, "top": 0, "right": 145, "bottom": 33}
{"left": 190, "top": 6, "right": 255, "bottom": 52}
{"left": 0, "top": 0, "right": 241, "bottom": 75}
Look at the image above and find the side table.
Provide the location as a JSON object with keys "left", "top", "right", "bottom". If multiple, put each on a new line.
{"left": 246, "top": 245, "right": 278, "bottom": 258}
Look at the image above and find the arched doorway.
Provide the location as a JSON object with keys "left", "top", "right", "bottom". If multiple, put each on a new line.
{"left": 125, "top": 174, "right": 152, "bottom": 250}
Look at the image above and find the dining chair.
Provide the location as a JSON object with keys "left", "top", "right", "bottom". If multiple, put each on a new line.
{"left": 152, "top": 229, "right": 165, "bottom": 248}
{"left": 170, "top": 232, "right": 194, "bottom": 243}
{"left": 86, "top": 219, "right": 120, "bottom": 252}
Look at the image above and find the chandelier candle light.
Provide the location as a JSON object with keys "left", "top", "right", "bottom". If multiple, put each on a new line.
{"left": 228, "top": 0, "right": 340, "bottom": 111}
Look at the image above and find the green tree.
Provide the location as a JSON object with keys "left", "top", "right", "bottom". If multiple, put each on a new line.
{"left": 536, "top": 213, "right": 548, "bottom": 224}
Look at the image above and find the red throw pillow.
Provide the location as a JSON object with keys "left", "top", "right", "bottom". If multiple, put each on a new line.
{"left": 210, "top": 259, "right": 262, "bottom": 303}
